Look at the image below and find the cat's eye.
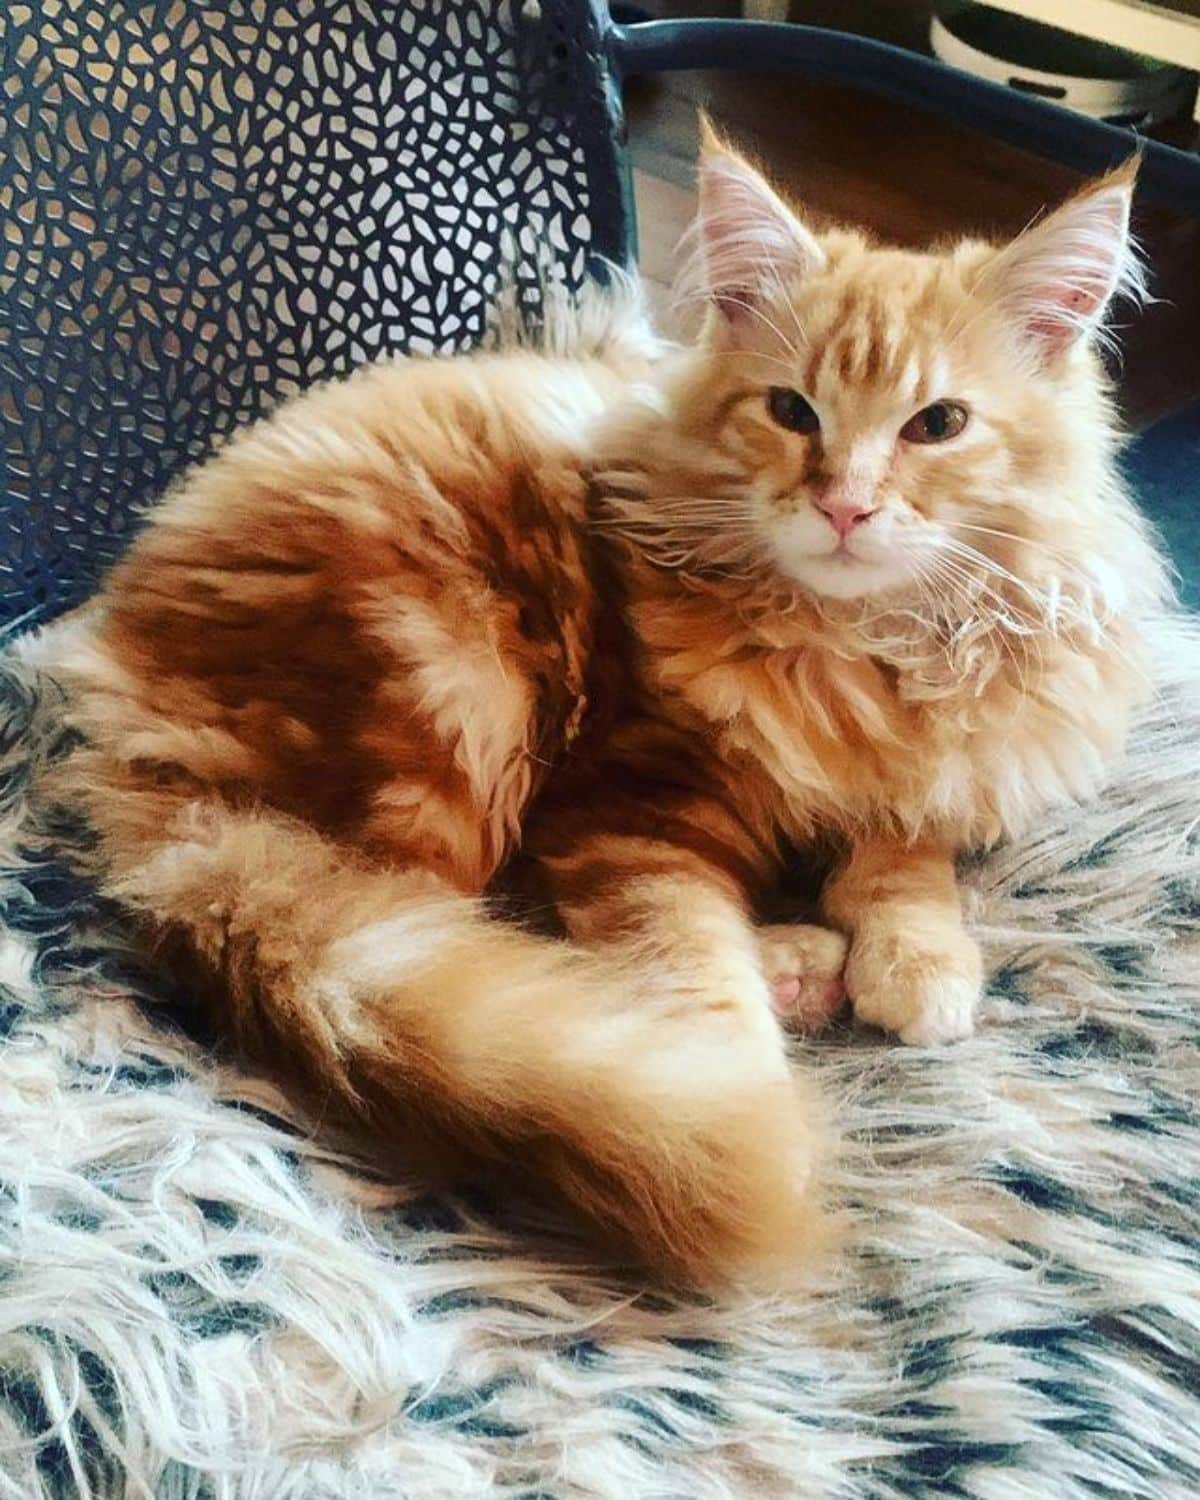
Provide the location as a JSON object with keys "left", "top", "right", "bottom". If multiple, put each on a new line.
{"left": 767, "top": 387, "right": 820, "bottom": 435}
{"left": 900, "top": 401, "right": 969, "bottom": 445}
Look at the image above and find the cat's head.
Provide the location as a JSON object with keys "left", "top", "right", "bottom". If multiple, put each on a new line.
{"left": 640, "top": 128, "right": 1147, "bottom": 608}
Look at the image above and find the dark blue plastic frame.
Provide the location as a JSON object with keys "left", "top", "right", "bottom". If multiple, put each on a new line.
{"left": 606, "top": 16, "right": 1200, "bottom": 217}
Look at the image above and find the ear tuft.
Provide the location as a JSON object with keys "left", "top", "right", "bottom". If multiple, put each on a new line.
{"left": 682, "top": 119, "right": 825, "bottom": 322}
{"left": 985, "top": 159, "right": 1146, "bottom": 363}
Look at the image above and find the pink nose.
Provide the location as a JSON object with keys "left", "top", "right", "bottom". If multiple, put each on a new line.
{"left": 816, "top": 500, "right": 875, "bottom": 540}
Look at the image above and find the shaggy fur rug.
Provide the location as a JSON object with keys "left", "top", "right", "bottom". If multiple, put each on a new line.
{"left": 0, "top": 620, "right": 1198, "bottom": 1500}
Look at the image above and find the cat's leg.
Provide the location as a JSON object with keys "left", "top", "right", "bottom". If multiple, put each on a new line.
{"left": 545, "top": 837, "right": 782, "bottom": 1045}
{"left": 822, "top": 838, "right": 982, "bottom": 1045}
{"left": 529, "top": 733, "right": 842, "bottom": 1036}
{"left": 535, "top": 831, "right": 836, "bottom": 1219}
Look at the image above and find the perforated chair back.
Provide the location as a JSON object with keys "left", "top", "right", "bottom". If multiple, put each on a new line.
{"left": 0, "top": 0, "right": 628, "bottom": 626}
{"left": 8, "top": 2, "right": 1200, "bottom": 630}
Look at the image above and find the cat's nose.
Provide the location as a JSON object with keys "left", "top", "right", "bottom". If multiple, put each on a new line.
{"left": 815, "top": 499, "right": 875, "bottom": 540}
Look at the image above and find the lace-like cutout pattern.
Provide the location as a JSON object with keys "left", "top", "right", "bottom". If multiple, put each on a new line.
{"left": 0, "top": 0, "right": 621, "bottom": 621}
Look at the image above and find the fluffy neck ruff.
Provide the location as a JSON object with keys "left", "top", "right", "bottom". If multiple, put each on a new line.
{"left": 594, "top": 407, "right": 1164, "bottom": 847}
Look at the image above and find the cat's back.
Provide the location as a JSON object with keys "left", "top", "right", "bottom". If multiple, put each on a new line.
{"left": 64, "top": 347, "right": 629, "bottom": 874}
{"left": 141, "top": 347, "right": 620, "bottom": 555}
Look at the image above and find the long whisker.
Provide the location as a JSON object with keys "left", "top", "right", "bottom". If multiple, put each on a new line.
{"left": 596, "top": 484, "right": 770, "bottom": 582}
{"left": 944, "top": 519, "right": 1069, "bottom": 554}
{"left": 922, "top": 552, "right": 1043, "bottom": 684}
{"left": 941, "top": 520, "right": 1126, "bottom": 626}
{"left": 932, "top": 534, "right": 1154, "bottom": 700}
{"left": 937, "top": 535, "right": 1045, "bottom": 600}
{"left": 671, "top": 287, "right": 804, "bottom": 362}
{"left": 918, "top": 553, "right": 1040, "bottom": 713}
{"left": 935, "top": 536, "right": 1147, "bottom": 689}
{"left": 760, "top": 258, "right": 810, "bottom": 351}
{"left": 929, "top": 546, "right": 1042, "bottom": 632}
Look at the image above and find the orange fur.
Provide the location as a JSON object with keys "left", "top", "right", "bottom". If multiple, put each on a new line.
{"left": 600, "top": 137, "right": 1164, "bottom": 1043}
{"left": 28, "top": 141, "right": 1165, "bottom": 1284}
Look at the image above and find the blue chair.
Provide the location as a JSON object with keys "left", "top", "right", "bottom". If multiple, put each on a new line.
{"left": 1125, "top": 401, "right": 1200, "bottom": 609}
{"left": 3, "top": 0, "right": 1199, "bottom": 628}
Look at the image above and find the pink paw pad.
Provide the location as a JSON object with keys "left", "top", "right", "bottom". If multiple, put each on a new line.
{"left": 770, "top": 972, "right": 847, "bottom": 1035}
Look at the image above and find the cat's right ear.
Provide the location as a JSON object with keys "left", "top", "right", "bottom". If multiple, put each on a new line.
{"left": 691, "top": 118, "right": 825, "bottom": 323}
{"left": 983, "top": 158, "right": 1145, "bottom": 363}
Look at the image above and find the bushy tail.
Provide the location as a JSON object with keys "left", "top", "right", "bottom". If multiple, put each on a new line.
{"left": 95, "top": 799, "right": 825, "bottom": 1288}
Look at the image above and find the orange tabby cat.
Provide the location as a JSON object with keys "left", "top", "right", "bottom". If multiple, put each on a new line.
{"left": 28, "top": 133, "right": 1165, "bottom": 1288}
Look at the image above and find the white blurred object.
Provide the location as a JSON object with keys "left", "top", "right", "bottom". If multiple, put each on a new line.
{"left": 933, "top": 1, "right": 1197, "bottom": 127}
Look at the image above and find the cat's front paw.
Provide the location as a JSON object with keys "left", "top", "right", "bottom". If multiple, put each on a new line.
{"left": 757, "top": 923, "right": 848, "bottom": 1035}
{"left": 845, "top": 916, "right": 981, "bottom": 1045}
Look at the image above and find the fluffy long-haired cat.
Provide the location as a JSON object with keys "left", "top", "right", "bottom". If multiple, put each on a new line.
{"left": 28, "top": 130, "right": 1167, "bottom": 1288}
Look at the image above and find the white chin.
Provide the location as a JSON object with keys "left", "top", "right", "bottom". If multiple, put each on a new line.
{"left": 784, "top": 552, "right": 913, "bottom": 601}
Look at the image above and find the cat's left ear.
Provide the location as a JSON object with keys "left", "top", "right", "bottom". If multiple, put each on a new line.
{"left": 691, "top": 118, "right": 826, "bottom": 322}
{"left": 985, "top": 158, "right": 1144, "bottom": 363}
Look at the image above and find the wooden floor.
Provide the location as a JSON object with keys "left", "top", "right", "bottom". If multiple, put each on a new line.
{"left": 625, "top": 4, "right": 1200, "bottom": 428}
